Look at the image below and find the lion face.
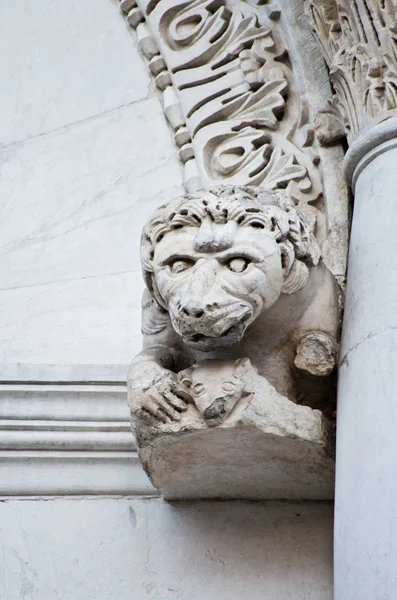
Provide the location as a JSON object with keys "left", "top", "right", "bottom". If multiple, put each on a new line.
{"left": 152, "top": 221, "right": 284, "bottom": 351}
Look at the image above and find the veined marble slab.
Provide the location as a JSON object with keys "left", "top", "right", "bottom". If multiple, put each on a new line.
{"left": 0, "top": 98, "right": 184, "bottom": 366}
{"left": 0, "top": 0, "right": 151, "bottom": 144}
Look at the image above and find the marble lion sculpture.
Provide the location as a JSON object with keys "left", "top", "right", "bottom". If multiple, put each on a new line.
{"left": 128, "top": 185, "right": 340, "bottom": 428}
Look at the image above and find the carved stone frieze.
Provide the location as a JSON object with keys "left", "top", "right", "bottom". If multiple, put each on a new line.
{"left": 305, "top": 0, "right": 397, "bottom": 141}
{"left": 128, "top": 185, "right": 339, "bottom": 499}
{"left": 118, "top": 0, "right": 323, "bottom": 205}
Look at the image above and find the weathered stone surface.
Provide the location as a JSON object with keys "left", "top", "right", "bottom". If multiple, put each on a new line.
{"left": 135, "top": 358, "right": 335, "bottom": 500}
{"left": 294, "top": 331, "right": 338, "bottom": 377}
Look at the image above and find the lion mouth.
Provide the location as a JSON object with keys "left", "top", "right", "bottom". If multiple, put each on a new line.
{"left": 170, "top": 302, "right": 252, "bottom": 349}
{"left": 187, "top": 323, "right": 240, "bottom": 342}
{"left": 182, "top": 319, "right": 249, "bottom": 349}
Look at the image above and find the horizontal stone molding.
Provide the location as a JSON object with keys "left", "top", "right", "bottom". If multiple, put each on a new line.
{"left": 0, "top": 450, "right": 156, "bottom": 497}
{"left": 0, "top": 363, "right": 128, "bottom": 384}
{"left": 0, "top": 383, "right": 128, "bottom": 421}
{"left": 0, "top": 378, "right": 157, "bottom": 496}
{"left": 0, "top": 429, "right": 134, "bottom": 451}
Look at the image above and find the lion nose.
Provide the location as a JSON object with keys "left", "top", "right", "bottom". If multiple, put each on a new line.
{"left": 179, "top": 299, "right": 220, "bottom": 318}
{"left": 181, "top": 306, "right": 205, "bottom": 319}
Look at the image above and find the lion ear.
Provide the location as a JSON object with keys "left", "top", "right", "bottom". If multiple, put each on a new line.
{"left": 282, "top": 260, "right": 309, "bottom": 295}
{"left": 151, "top": 276, "right": 168, "bottom": 311}
{"left": 141, "top": 289, "right": 170, "bottom": 335}
{"left": 279, "top": 240, "right": 309, "bottom": 295}
{"left": 234, "top": 357, "right": 258, "bottom": 376}
{"left": 279, "top": 241, "right": 295, "bottom": 278}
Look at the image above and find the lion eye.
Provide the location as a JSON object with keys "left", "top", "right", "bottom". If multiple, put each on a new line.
{"left": 192, "top": 382, "right": 205, "bottom": 396}
{"left": 222, "top": 381, "right": 236, "bottom": 393}
{"left": 227, "top": 257, "right": 249, "bottom": 273}
{"left": 170, "top": 259, "right": 194, "bottom": 274}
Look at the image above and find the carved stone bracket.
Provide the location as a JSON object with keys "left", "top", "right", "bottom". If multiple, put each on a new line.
{"left": 137, "top": 358, "right": 335, "bottom": 500}
{"left": 128, "top": 185, "right": 339, "bottom": 499}
{"left": 113, "top": 0, "right": 352, "bottom": 499}
{"left": 305, "top": 0, "right": 397, "bottom": 142}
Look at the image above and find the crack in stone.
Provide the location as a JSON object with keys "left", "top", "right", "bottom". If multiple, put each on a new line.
{"left": 0, "top": 95, "right": 156, "bottom": 149}
{"left": 340, "top": 325, "right": 397, "bottom": 367}
{"left": 0, "top": 269, "right": 141, "bottom": 293}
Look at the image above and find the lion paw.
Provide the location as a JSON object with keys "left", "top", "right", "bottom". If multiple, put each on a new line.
{"left": 294, "top": 331, "right": 338, "bottom": 377}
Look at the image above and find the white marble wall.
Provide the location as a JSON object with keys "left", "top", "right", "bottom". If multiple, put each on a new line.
{"left": 0, "top": 0, "right": 184, "bottom": 367}
{"left": 0, "top": 498, "right": 333, "bottom": 600}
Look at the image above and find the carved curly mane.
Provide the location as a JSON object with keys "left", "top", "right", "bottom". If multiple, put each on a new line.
{"left": 141, "top": 186, "right": 320, "bottom": 305}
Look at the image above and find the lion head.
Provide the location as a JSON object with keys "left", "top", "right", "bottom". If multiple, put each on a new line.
{"left": 141, "top": 186, "right": 320, "bottom": 351}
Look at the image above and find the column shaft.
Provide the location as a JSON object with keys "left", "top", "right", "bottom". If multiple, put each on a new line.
{"left": 335, "top": 141, "right": 397, "bottom": 599}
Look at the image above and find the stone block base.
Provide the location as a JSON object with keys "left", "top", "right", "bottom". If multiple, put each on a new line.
{"left": 136, "top": 370, "right": 335, "bottom": 501}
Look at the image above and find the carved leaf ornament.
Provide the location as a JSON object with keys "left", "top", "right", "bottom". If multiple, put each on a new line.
{"left": 305, "top": 0, "right": 397, "bottom": 140}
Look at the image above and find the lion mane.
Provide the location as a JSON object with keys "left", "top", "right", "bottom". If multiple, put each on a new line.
{"left": 141, "top": 186, "right": 320, "bottom": 310}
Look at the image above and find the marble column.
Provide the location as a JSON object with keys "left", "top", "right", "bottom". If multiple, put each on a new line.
{"left": 303, "top": 1, "right": 397, "bottom": 597}
{"left": 335, "top": 120, "right": 397, "bottom": 600}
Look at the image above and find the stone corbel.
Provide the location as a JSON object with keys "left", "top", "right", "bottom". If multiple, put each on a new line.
{"left": 128, "top": 186, "right": 339, "bottom": 500}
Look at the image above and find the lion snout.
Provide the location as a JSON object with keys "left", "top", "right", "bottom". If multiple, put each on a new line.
{"left": 203, "top": 398, "right": 227, "bottom": 426}
{"left": 173, "top": 301, "right": 251, "bottom": 329}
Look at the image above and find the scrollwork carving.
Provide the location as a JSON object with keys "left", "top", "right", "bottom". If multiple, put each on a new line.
{"left": 118, "top": 0, "right": 322, "bottom": 206}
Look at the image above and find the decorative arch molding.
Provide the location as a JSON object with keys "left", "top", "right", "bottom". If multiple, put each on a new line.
{"left": 116, "top": 0, "right": 350, "bottom": 285}
{"left": 118, "top": 0, "right": 322, "bottom": 199}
